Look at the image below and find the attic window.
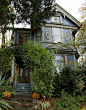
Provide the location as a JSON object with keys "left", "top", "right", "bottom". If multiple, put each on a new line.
{"left": 51, "top": 16, "right": 62, "bottom": 23}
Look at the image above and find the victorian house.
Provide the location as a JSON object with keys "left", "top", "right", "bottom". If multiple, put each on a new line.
{"left": 0, "top": 3, "right": 81, "bottom": 95}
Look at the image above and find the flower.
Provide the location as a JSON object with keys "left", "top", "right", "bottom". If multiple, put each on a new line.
{"left": 78, "top": 84, "right": 83, "bottom": 88}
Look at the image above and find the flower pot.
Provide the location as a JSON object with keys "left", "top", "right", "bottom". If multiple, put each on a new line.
{"left": 32, "top": 92, "right": 40, "bottom": 99}
{"left": 3, "top": 91, "right": 11, "bottom": 98}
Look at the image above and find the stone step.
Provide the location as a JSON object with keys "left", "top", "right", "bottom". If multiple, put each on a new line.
{"left": 9, "top": 102, "right": 37, "bottom": 109}
{"left": 16, "top": 83, "right": 31, "bottom": 86}
{"left": 0, "top": 95, "right": 40, "bottom": 109}
{"left": 15, "top": 88, "right": 30, "bottom": 92}
{"left": 15, "top": 83, "right": 31, "bottom": 96}
{"left": 15, "top": 92, "right": 31, "bottom": 96}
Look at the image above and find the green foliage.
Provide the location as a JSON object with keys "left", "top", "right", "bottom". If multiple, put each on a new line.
{"left": 76, "top": 93, "right": 86, "bottom": 102}
{"left": 22, "top": 40, "right": 55, "bottom": 98}
{"left": 0, "top": 71, "right": 11, "bottom": 96}
{"left": 0, "top": 47, "right": 12, "bottom": 74}
{"left": 41, "top": 102, "right": 50, "bottom": 109}
{"left": 14, "top": 0, "right": 56, "bottom": 28}
{"left": 0, "top": 71, "right": 17, "bottom": 97}
{"left": 60, "top": 64, "right": 85, "bottom": 95}
{"left": 52, "top": 90, "right": 80, "bottom": 110}
{"left": 76, "top": 20, "right": 86, "bottom": 55}
{"left": 53, "top": 64, "right": 85, "bottom": 97}
{"left": 0, "top": 101, "right": 13, "bottom": 110}
{"left": 75, "top": 66, "right": 86, "bottom": 93}
{"left": 53, "top": 75, "right": 61, "bottom": 97}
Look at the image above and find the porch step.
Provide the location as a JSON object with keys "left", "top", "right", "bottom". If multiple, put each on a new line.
{"left": 15, "top": 83, "right": 31, "bottom": 96}
{"left": 0, "top": 95, "right": 40, "bottom": 109}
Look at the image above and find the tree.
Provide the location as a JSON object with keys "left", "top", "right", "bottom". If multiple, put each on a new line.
{"left": 75, "top": 1, "right": 86, "bottom": 65}
{"left": 0, "top": 47, "right": 12, "bottom": 75}
{"left": 21, "top": 40, "right": 55, "bottom": 98}
{"left": 0, "top": 0, "right": 16, "bottom": 49}
{"left": 0, "top": 0, "right": 56, "bottom": 48}
{"left": 14, "top": 0, "right": 56, "bottom": 28}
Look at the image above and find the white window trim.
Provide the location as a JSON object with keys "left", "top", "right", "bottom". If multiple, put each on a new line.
{"left": 53, "top": 27, "right": 62, "bottom": 43}
{"left": 51, "top": 14, "right": 63, "bottom": 24}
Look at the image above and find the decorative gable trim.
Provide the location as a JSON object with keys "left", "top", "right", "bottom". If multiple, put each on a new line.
{"left": 47, "top": 42, "right": 73, "bottom": 51}
{"left": 54, "top": 3, "right": 81, "bottom": 28}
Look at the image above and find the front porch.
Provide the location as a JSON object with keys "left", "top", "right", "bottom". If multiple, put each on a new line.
{"left": 10, "top": 56, "right": 32, "bottom": 96}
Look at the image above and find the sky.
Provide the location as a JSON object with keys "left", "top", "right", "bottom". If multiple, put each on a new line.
{"left": 56, "top": 0, "right": 85, "bottom": 22}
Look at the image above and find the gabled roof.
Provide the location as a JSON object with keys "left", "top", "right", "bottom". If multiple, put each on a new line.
{"left": 54, "top": 3, "right": 81, "bottom": 28}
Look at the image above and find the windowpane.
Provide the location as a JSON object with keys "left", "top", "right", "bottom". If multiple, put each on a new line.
{"left": 54, "top": 35, "right": 61, "bottom": 43}
{"left": 54, "top": 28, "right": 60, "bottom": 35}
{"left": 25, "top": 36, "right": 30, "bottom": 43}
{"left": 19, "top": 36, "right": 23, "bottom": 43}
{"left": 54, "top": 28, "right": 61, "bottom": 43}
{"left": 54, "top": 17, "right": 60, "bottom": 22}
{"left": 55, "top": 55, "right": 64, "bottom": 73}
{"left": 25, "top": 69, "right": 29, "bottom": 77}
{"left": 20, "top": 68, "right": 23, "bottom": 76}
{"left": 52, "top": 16, "right": 60, "bottom": 23}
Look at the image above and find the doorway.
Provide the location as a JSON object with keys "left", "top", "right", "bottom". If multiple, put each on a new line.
{"left": 19, "top": 65, "right": 30, "bottom": 83}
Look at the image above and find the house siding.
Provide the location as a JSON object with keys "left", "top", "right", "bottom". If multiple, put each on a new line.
{"left": 62, "top": 16, "right": 77, "bottom": 26}
{"left": 44, "top": 27, "right": 52, "bottom": 42}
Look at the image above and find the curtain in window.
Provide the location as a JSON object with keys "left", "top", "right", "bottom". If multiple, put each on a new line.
{"left": 54, "top": 28, "right": 62, "bottom": 43}
{"left": 54, "top": 55, "right": 64, "bottom": 73}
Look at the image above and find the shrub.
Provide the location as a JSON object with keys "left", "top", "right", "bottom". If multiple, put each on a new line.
{"left": 53, "top": 74, "right": 61, "bottom": 97}
{"left": 58, "top": 64, "right": 84, "bottom": 96}
{"left": 75, "top": 66, "right": 86, "bottom": 93}
{"left": 22, "top": 40, "right": 55, "bottom": 98}
{"left": 52, "top": 90, "right": 80, "bottom": 110}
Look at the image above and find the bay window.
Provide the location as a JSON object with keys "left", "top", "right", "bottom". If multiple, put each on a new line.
{"left": 54, "top": 55, "right": 64, "bottom": 74}
{"left": 53, "top": 28, "right": 62, "bottom": 43}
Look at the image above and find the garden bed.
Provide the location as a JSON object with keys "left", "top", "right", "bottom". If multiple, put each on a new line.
{"left": 38, "top": 96, "right": 86, "bottom": 110}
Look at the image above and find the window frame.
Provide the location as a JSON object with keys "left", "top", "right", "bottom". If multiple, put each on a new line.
{"left": 53, "top": 27, "right": 62, "bottom": 43}
{"left": 54, "top": 54, "right": 65, "bottom": 74}
{"left": 18, "top": 34, "right": 30, "bottom": 44}
{"left": 51, "top": 14, "right": 63, "bottom": 24}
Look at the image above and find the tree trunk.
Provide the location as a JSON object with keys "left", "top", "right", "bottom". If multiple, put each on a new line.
{"left": 2, "top": 33, "right": 5, "bottom": 50}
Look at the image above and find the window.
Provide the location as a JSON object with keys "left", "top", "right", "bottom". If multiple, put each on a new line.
{"left": 18, "top": 34, "right": 30, "bottom": 44}
{"left": 54, "top": 55, "right": 64, "bottom": 73}
{"left": 51, "top": 16, "right": 61, "bottom": 23}
{"left": 54, "top": 28, "right": 62, "bottom": 43}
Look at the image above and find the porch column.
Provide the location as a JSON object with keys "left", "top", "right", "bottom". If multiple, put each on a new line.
{"left": 42, "top": 26, "right": 44, "bottom": 42}
{"left": 61, "top": 28, "right": 64, "bottom": 43}
{"left": 10, "top": 56, "right": 15, "bottom": 83}
{"left": 73, "top": 53, "right": 76, "bottom": 68}
{"left": 65, "top": 54, "right": 67, "bottom": 65}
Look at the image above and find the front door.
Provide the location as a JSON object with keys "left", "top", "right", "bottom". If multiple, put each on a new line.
{"left": 19, "top": 66, "right": 30, "bottom": 83}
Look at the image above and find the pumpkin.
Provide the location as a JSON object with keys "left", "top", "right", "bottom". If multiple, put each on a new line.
{"left": 32, "top": 92, "right": 40, "bottom": 99}
{"left": 3, "top": 91, "right": 11, "bottom": 98}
